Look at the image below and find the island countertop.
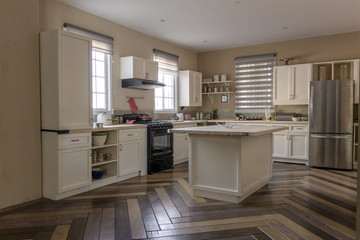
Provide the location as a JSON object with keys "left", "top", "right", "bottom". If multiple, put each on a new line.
{"left": 169, "top": 125, "right": 288, "bottom": 137}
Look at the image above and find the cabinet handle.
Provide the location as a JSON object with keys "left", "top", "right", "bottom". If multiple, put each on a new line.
{"left": 119, "top": 144, "right": 122, "bottom": 151}
{"left": 70, "top": 139, "right": 80, "bottom": 142}
{"left": 127, "top": 134, "right": 134, "bottom": 136}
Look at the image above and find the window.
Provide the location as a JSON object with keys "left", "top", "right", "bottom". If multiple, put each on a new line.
{"left": 63, "top": 23, "right": 114, "bottom": 113}
{"left": 234, "top": 54, "right": 276, "bottom": 113}
{"left": 153, "top": 49, "right": 179, "bottom": 112}
{"left": 92, "top": 50, "right": 111, "bottom": 112}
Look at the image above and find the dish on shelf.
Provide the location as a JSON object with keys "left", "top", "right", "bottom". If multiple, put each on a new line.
{"left": 92, "top": 132, "right": 108, "bottom": 146}
{"left": 92, "top": 168, "right": 105, "bottom": 179}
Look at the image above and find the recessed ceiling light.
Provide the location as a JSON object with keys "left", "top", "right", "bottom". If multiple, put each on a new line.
{"left": 203, "top": 40, "right": 208, "bottom": 43}
{"left": 160, "top": 19, "right": 166, "bottom": 22}
{"left": 282, "top": 26, "right": 289, "bottom": 30}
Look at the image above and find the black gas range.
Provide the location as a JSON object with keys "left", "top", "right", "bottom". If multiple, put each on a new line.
{"left": 122, "top": 114, "right": 174, "bottom": 174}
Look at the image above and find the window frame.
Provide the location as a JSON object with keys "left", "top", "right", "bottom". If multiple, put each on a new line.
{"left": 91, "top": 50, "right": 113, "bottom": 115}
{"left": 153, "top": 49, "right": 179, "bottom": 113}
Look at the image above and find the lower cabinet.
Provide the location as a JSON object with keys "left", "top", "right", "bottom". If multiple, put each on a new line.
{"left": 174, "top": 133, "right": 189, "bottom": 164}
{"left": 272, "top": 124, "right": 309, "bottom": 165}
{"left": 59, "top": 148, "right": 90, "bottom": 192}
{"left": 173, "top": 123, "right": 197, "bottom": 165}
{"left": 42, "top": 132, "right": 91, "bottom": 200}
{"left": 119, "top": 140, "right": 141, "bottom": 176}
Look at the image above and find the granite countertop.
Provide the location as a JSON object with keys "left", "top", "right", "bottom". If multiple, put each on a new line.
{"left": 69, "top": 124, "right": 147, "bottom": 133}
{"left": 207, "top": 119, "right": 309, "bottom": 124}
{"left": 169, "top": 125, "right": 288, "bottom": 137}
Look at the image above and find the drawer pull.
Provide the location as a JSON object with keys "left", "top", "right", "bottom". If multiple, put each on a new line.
{"left": 70, "top": 139, "right": 80, "bottom": 142}
{"left": 127, "top": 134, "right": 134, "bottom": 136}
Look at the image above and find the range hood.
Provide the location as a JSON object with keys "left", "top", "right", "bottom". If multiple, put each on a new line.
{"left": 122, "top": 78, "right": 165, "bottom": 90}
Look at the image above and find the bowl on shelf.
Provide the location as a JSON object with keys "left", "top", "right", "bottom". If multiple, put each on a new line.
{"left": 92, "top": 168, "right": 105, "bottom": 179}
{"left": 92, "top": 132, "right": 108, "bottom": 146}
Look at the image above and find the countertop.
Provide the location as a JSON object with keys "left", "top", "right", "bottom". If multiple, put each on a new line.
{"left": 169, "top": 125, "right": 288, "bottom": 137}
{"left": 69, "top": 124, "right": 147, "bottom": 133}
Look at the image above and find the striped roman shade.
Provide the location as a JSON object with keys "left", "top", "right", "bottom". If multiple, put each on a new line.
{"left": 234, "top": 54, "right": 276, "bottom": 113}
{"left": 153, "top": 49, "right": 179, "bottom": 75}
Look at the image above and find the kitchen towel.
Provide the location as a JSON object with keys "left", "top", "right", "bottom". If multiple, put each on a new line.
{"left": 127, "top": 97, "right": 138, "bottom": 114}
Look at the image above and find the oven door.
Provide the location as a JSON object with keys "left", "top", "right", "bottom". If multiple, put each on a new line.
{"left": 148, "top": 129, "right": 173, "bottom": 159}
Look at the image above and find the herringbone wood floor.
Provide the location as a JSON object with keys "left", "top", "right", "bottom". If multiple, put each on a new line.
{"left": 0, "top": 162, "right": 356, "bottom": 240}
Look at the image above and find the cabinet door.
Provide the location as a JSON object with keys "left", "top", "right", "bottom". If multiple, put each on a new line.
{"left": 174, "top": 133, "right": 187, "bottom": 163}
{"left": 145, "top": 60, "right": 158, "bottom": 81}
{"left": 292, "top": 64, "right": 311, "bottom": 104}
{"left": 59, "top": 148, "right": 90, "bottom": 193}
{"left": 273, "top": 66, "right": 291, "bottom": 105}
{"left": 272, "top": 133, "right": 289, "bottom": 158}
{"left": 119, "top": 141, "right": 141, "bottom": 176}
{"left": 189, "top": 71, "right": 202, "bottom": 106}
{"left": 132, "top": 57, "right": 146, "bottom": 79}
{"left": 289, "top": 134, "right": 308, "bottom": 159}
{"left": 61, "top": 34, "right": 91, "bottom": 129}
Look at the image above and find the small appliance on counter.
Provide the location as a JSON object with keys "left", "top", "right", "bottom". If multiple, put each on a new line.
{"left": 275, "top": 113, "right": 295, "bottom": 121}
{"left": 97, "top": 112, "right": 113, "bottom": 126}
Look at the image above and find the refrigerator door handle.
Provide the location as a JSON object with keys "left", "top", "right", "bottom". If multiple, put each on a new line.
{"left": 309, "top": 84, "right": 314, "bottom": 129}
{"left": 310, "top": 134, "right": 351, "bottom": 139}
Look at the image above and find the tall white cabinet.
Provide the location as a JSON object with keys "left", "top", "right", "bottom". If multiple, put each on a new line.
{"left": 273, "top": 64, "right": 312, "bottom": 105}
{"left": 179, "top": 70, "right": 202, "bottom": 106}
{"left": 40, "top": 30, "right": 92, "bottom": 130}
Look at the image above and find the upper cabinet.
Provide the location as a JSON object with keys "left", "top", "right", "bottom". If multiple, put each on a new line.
{"left": 273, "top": 64, "right": 312, "bottom": 105}
{"left": 312, "top": 59, "right": 359, "bottom": 103}
{"left": 120, "top": 56, "right": 158, "bottom": 82}
{"left": 179, "top": 70, "right": 202, "bottom": 107}
{"left": 40, "top": 30, "right": 92, "bottom": 130}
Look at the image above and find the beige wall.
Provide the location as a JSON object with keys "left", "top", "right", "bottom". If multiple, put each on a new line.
{"left": 198, "top": 31, "right": 360, "bottom": 110}
{"left": 0, "top": 0, "right": 42, "bottom": 209}
{"left": 39, "top": 0, "right": 198, "bottom": 111}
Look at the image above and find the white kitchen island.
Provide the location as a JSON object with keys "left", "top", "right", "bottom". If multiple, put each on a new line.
{"left": 170, "top": 125, "right": 288, "bottom": 203}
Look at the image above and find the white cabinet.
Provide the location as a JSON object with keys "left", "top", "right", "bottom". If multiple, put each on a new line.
{"left": 273, "top": 64, "right": 312, "bottom": 105}
{"left": 174, "top": 134, "right": 189, "bottom": 164}
{"left": 118, "top": 128, "right": 146, "bottom": 179}
{"left": 42, "top": 132, "right": 91, "bottom": 200}
{"left": 59, "top": 148, "right": 90, "bottom": 192}
{"left": 272, "top": 124, "right": 309, "bottom": 165}
{"left": 312, "top": 59, "right": 359, "bottom": 103}
{"left": 120, "top": 56, "right": 158, "bottom": 81}
{"left": 173, "top": 123, "right": 197, "bottom": 164}
{"left": 179, "top": 70, "right": 202, "bottom": 106}
{"left": 40, "top": 30, "right": 92, "bottom": 130}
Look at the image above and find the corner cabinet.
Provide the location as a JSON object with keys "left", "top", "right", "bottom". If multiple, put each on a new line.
{"left": 273, "top": 64, "right": 312, "bottom": 105}
{"left": 40, "top": 30, "right": 92, "bottom": 130}
{"left": 179, "top": 70, "right": 202, "bottom": 106}
{"left": 120, "top": 56, "right": 158, "bottom": 81}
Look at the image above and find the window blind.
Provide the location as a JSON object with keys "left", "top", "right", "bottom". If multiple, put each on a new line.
{"left": 234, "top": 54, "right": 276, "bottom": 113}
{"left": 153, "top": 49, "right": 179, "bottom": 75}
{"left": 63, "top": 23, "right": 114, "bottom": 54}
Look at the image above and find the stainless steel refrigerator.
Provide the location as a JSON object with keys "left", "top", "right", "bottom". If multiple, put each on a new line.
{"left": 309, "top": 79, "right": 353, "bottom": 170}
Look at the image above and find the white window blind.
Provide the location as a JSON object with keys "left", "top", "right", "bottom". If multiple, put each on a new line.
{"left": 234, "top": 54, "right": 276, "bottom": 113}
{"left": 63, "top": 23, "right": 114, "bottom": 113}
{"left": 153, "top": 49, "right": 179, "bottom": 111}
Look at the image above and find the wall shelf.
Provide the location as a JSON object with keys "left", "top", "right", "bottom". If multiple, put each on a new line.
{"left": 201, "top": 80, "right": 234, "bottom": 104}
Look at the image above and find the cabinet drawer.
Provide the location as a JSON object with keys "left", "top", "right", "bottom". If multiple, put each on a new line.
{"left": 119, "top": 129, "right": 140, "bottom": 142}
{"left": 289, "top": 125, "right": 308, "bottom": 133}
{"left": 58, "top": 133, "right": 91, "bottom": 150}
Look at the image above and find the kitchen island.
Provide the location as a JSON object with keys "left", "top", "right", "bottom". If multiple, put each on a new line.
{"left": 170, "top": 125, "right": 288, "bottom": 203}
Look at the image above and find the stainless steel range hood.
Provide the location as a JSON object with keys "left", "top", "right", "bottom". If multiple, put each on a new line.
{"left": 122, "top": 78, "right": 165, "bottom": 90}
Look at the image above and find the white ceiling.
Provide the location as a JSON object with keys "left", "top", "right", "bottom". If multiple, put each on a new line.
{"left": 58, "top": 0, "right": 360, "bottom": 52}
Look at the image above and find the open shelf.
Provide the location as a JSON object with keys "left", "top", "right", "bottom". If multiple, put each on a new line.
{"left": 92, "top": 159, "right": 117, "bottom": 167}
{"left": 91, "top": 143, "right": 117, "bottom": 149}
{"left": 202, "top": 80, "right": 234, "bottom": 84}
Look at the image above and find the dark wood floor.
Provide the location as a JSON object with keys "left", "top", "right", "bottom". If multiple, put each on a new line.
{"left": 0, "top": 162, "right": 356, "bottom": 240}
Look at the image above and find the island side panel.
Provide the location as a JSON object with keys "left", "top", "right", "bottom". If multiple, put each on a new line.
{"left": 189, "top": 135, "right": 240, "bottom": 194}
{"left": 239, "top": 134, "right": 272, "bottom": 200}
